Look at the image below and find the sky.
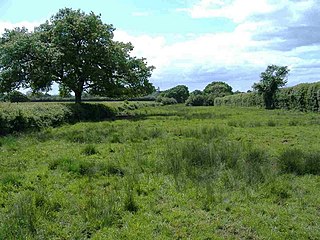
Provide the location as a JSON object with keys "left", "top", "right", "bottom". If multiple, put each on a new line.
{"left": 1, "top": 0, "right": 320, "bottom": 92}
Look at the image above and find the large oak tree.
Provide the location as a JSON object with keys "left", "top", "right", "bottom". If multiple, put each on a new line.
{"left": 0, "top": 8, "right": 155, "bottom": 103}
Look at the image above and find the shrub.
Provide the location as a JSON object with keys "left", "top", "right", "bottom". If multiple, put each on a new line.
{"left": 185, "top": 94, "right": 206, "bottom": 106}
{"left": 66, "top": 103, "right": 116, "bottom": 122}
{"left": 157, "top": 97, "right": 178, "bottom": 105}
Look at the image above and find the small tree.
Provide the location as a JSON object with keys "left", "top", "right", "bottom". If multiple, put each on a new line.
{"left": 203, "top": 81, "right": 233, "bottom": 97}
{"left": 253, "top": 65, "right": 289, "bottom": 109}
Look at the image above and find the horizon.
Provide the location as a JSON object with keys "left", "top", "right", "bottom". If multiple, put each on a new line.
{"left": 1, "top": 0, "right": 320, "bottom": 93}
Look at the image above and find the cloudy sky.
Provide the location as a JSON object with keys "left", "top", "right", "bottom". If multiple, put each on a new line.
{"left": 1, "top": 0, "right": 319, "bottom": 92}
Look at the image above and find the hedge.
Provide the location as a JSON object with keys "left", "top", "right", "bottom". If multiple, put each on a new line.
{"left": 0, "top": 103, "right": 117, "bottom": 135}
{"left": 214, "top": 92, "right": 263, "bottom": 108}
{"left": 275, "top": 82, "right": 320, "bottom": 112}
{"left": 215, "top": 82, "right": 320, "bottom": 112}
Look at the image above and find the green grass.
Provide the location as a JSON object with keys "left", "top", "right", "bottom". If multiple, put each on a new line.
{"left": 0, "top": 104, "right": 320, "bottom": 239}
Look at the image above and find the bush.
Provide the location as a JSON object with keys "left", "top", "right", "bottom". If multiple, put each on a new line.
{"left": 185, "top": 94, "right": 206, "bottom": 106}
{"left": 156, "top": 97, "right": 178, "bottom": 105}
{"left": 66, "top": 103, "right": 116, "bottom": 122}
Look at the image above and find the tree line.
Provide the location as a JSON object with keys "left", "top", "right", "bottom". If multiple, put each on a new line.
{"left": 155, "top": 65, "right": 290, "bottom": 110}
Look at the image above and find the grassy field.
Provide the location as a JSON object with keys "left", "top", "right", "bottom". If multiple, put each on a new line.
{"left": 0, "top": 104, "right": 320, "bottom": 239}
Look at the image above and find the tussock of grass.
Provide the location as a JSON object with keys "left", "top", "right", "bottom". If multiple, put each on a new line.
{"left": 279, "top": 148, "right": 320, "bottom": 175}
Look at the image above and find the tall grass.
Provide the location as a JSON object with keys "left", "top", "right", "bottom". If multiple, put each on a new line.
{"left": 1, "top": 104, "right": 320, "bottom": 239}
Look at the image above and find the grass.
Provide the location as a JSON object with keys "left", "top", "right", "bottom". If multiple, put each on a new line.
{"left": 0, "top": 104, "right": 320, "bottom": 239}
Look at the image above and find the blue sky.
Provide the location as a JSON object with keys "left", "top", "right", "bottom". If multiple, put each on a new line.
{"left": 1, "top": 0, "right": 320, "bottom": 92}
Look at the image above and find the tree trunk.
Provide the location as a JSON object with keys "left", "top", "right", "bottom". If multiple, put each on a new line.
{"left": 264, "top": 93, "right": 274, "bottom": 109}
{"left": 75, "top": 91, "right": 82, "bottom": 104}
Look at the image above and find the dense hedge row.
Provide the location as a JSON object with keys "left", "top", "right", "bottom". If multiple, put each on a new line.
{"left": 214, "top": 92, "right": 264, "bottom": 107}
{"left": 215, "top": 82, "right": 320, "bottom": 112}
{"left": 275, "top": 82, "right": 320, "bottom": 111}
{"left": 0, "top": 103, "right": 117, "bottom": 135}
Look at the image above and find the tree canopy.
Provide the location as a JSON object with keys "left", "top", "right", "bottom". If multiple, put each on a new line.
{"left": 253, "top": 65, "right": 289, "bottom": 109}
{"left": 160, "top": 85, "right": 189, "bottom": 103}
{"left": 203, "top": 81, "right": 233, "bottom": 97}
{"left": 0, "top": 8, "right": 155, "bottom": 103}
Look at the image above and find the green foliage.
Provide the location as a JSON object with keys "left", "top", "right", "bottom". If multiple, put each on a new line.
{"left": 0, "top": 8, "right": 154, "bottom": 103}
{"left": 215, "top": 81, "right": 320, "bottom": 112}
{"left": 185, "top": 93, "right": 206, "bottom": 106}
{"left": 159, "top": 85, "right": 189, "bottom": 103}
{"left": 0, "top": 102, "right": 117, "bottom": 135}
{"left": 156, "top": 96, "right": 178, "bottom": 105}
{"left": 275, "top": 82, "right": 320, "bottom": 112}
{"left": 66, "top": 103, "right": 116, "bottom": 122}
{"left": 4, "top": 91, "right": 30, "bottom": 102}
{"left": 203, "top": 81, "right": 233, "bottom": 96}
{"left": 185, "top": 82, "right": 233, "bottom": 106}
{"left": 253, "top": 65, "right": 290, "bottom": 109}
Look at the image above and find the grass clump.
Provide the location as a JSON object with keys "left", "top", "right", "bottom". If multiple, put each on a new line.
{"left": 82, "top": 145, "right": 99, "bottom": 156}
{"left": 0, "top": 192, "right": 37, "bottom": 239}
{"left": 279, "top": 148, "right": 320, "bottom": 175}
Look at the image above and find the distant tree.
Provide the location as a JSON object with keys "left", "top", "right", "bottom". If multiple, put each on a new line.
{"left": 203, "top": 81, "right": 233, "bottom": 97}
{"left": 160, "top": 85, "right": 189, "bottom": 103}
{"left": 27, "top": 90, "right": 51, "bottom": 99}
{"left": 185, "top": 94, "right": 206, "bottom": 106}
{"left": 0, "top": 8, "right": 155, "bottom": 103}
{"left": 5, "top": 90, "right": 30, "bottom": 102}
{"left": 190, "top": 90, "right": 203, "bottom": 96}
{"left": 253, "top": 65, "right": 289, "bottom": 109}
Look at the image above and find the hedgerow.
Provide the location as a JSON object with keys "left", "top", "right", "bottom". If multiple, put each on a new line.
{"left": 214, "top": 92, "right": 264, "bottom": 107}
{"left": 215, "top": 82, "right": 320, "bottom": 111}
{"left": 0, "top": 103, "right": 117, "bottom": 135}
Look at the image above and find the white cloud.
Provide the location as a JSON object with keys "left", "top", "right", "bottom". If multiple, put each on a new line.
{"left": 178, "top": 0, "right": 278, "bottom": 22}
{"left": 179, "top": 0, "right": 316, "bottom": 24}
{"left": 0, "top": 21, "right": 40, "bottom": 34}
{"left": 114, "top": 0, "right": 320, "bottom": 91}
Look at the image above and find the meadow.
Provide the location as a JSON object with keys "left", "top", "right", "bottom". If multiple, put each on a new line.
{"left": 0, "top": 103, "right": 320, "bottom": 239}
